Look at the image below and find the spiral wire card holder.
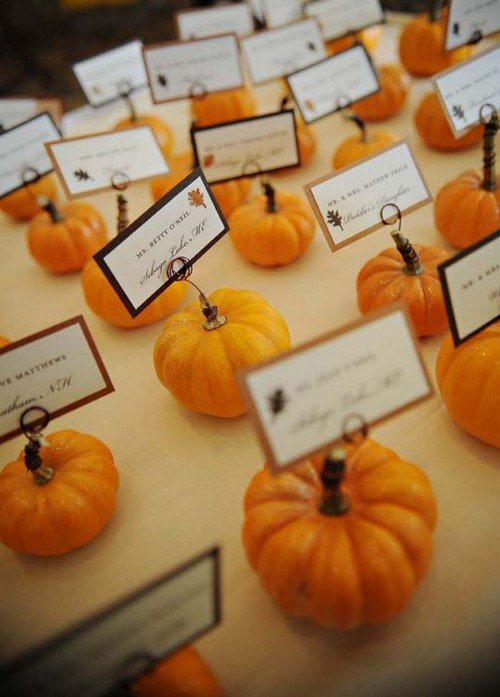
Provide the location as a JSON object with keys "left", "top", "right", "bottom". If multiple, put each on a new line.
{"left": 20, "top": 406, "right": 52, "bottom": 485}
{"left": 111, "top": 171, "right": 130, "bottom": 235}
{"left": 380, "top": 202, "right": 424, "bottom": 275}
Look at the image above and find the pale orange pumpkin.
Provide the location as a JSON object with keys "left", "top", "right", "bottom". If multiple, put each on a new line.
{"left": 0, "top": 429, "right": 119, "bottom": 556}
{"left": 191, "top": 87, "right": 257, "bottom": 127}
{"left": 436, "top": 322, "right": 500, "bottom": 448}
{"left": 243, "top": 439, "right": 437, "bottom": 629}
{"left": 353, "top": 64, "right": 409, "bottom": 122}
{"left": 0, "top": 174, "right": 57, "bottom": 222}
{"left": 332, "top": 113, "right": 398, "bottom": 169}
{"left": 326, "top": 25, "right": 382, "bottom": 56}
{"left": 415, "top": 92, "right": 482, "bottom": 152}
{"left": 113, "top": 90, "right": 174, "bottom": 158}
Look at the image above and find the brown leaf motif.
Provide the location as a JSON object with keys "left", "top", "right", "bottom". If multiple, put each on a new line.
{"left": 304, "top": 99, "right": 315, "bottom": 112}
{"left": 327, "top": 209, "right": 343, "bottom": 231}
{"left": 267, "top": 388, "right": 288, "bottom": 417}
{"left": 203, "top": 154, "right": 214, "bottom": 168}
{"left": 188, "top": 188, "right": 206, "bottom": 209}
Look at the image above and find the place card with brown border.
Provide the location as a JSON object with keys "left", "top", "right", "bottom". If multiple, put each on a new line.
{"left": 260, "top": 0, "right": 303, "bottom": 28}
{"left": 45, "top": 127, "right": 169, "bottom": 200}
{"left": 0, "top": 97, "right": 63, "bottom": 132}
{"left": 142, "top": 34, "right": 244, "bottom": 105}
{"left": 438, "top": 229, "right": 500, "bottom": 347}
{"left": 175, "top": 2, "right": 254, "bottom": 40}
{"left": 445, "top": 0, "right": 500, "bottom": 51}
{"left": 0, "top": 316, "right": 113, "bottom": 445}
{"left": 304, "top": 140, "right": 431, "bottom": 253}
{"left": 286, "top": 43, "right": 380, "bottom": 124}
{"left": 304, "top": 0, "right": 385, "bottom": 43}
{"left": 239, "top": 305, "right": 432, "bottom": 471}
{"left": 0, "top": 547, "right": 221, "bottom": 697}
{"left": 240, "top": 18, "right": 326, "bottom": 85}
{"left": 432, "top": 45, "right": 500, "bottom": 138}
{"left": 94, "top": 168, "right": 228, "bottom": 318}
{"left": 0, "top": 112, "right": 60, "bottom": 200}
{"left": 191, "top": 110, "right": 300, "bottom": 184}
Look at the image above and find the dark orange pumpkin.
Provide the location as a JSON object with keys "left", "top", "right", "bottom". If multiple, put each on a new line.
{"left": 353, "top": 64, "right": 409, "bottom": 122}
{"left": 191, "top": 87, "right": 257, "bottom": 127}
{"left": 326, "top": 25, "right": 382, "bottom": 56}
{"left": 0, "top": 174, "right": 57, "bottom": 222}
{"left": 415, "top": 92, "right": 482, "bottom": 152}
{"left": 332, "top": 113, "right": 398, "bottom": 169}
{"left": 113, "top": 91, "right": 174, "bottom": 158}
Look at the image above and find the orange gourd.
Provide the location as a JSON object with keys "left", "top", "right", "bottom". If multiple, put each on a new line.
{"left": 243, "top": 439, "right": 437, "bottom": 629}
{"left": 0, "top": 429, "right": 119, "bottom": 556}
{"left": 436, "top": 322, "right": 500, "bottom": 448}
{"left": 353, "top": 64, "right": 409, "bottom": 122}
{"left": 191, "top": 87, "right": 257, "bottom": 127}
{"left": 357, "top": 231, "right": 450, "bottom": 338}
{"left": 326, "top": 25, "right": 382, "bottom": 56}
{"left": 435, "top": 109, "right": 499, "bottom": 248}
{"left": 415, "top": 92, "right": 482, "bottom": 152}
{"left": 399, "top": 2, "right": 472, "bottom": 77}
{"left": 0, "top": 173, "right": 57, "bottom": 222}
{"left": 229, "top": 182, "right": 315, "bottom": 267}
{"left": 132, "top": 646, "right": 224, "bottom": 697}
{"left": 113, "top": 91, "right": 174, "bottom": 158}
{"left": 27, "top": 197, "right": 107, "bottom": 274}
{"left": 332, "top": 112, "right": 398, "bottom": 169}
{"left": 154, "top": 286, "right": 291, "bottom": 418}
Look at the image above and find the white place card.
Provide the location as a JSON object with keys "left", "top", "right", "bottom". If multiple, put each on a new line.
{"left": 0, "top": 97, "right": 62, "bottom": 132}
{"left": 191, "top": 110, "right": 300, "bottom": 184}
{"left": 143, "top": 34, "right": 245, "bottom": 104}
{"left": 438, "top": 229, "right": 500, "bottom": 346}
{"left": 241, "top": 18, "right": 326, "bottom": 85}
{"left": 433, "top": 45, "right": 500, "bottom": 137}
{"left": 0, "top": 548, "right": 220, "bottom": 697}
{"left": 261, "top": 0, "right": 303, "bottom": 27}
{"left": 73, "top": 40, "right": 147, "bottom": 108}
{"left": 94, "top": 168, "right": 228, "bottom": 318}
{"left": 0, "top": 316, "right": 113, "bottom": 445}
{"left": 304, "top": 0, "right": 385, "bottom": 42}
{"left": 445, "top": 0, "right": 500, "bottom": 50}
{"left": 176, "top": 3, "right": 254, "bottom": 39}
{"left": 304, "top": 141, "right": 430, "bottom": 251}
{"left": 287, "top": 43, "right": 380, "bottom": 123}
{"left": 0, "top": 112, "right": 60, "bottom": 199}
{"left": 240, "top": 306, "right": 432, "bottom": 470}
{"left": 46, "top": 127, "right": 169, "bottom": 199}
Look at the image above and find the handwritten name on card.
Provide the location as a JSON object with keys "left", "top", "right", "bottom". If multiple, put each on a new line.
{"left": 286, "top": 43, "right": 380, "bottom": 123}
{"left": 445, "top": 0, "right": 500, "bottom": 50}
{"left": 73, "top": 40, "right": 147, "bottom": 108}
{"left": 143, "top": 34, "right": 244, "bottom": 104}
{"left": 176, "top": 3, "right": 254, "bottom": 40}
{"left": 191, "top": 110, "right": 300, "bottom": 184}
{"left": 94, "top": 168, "right": 228, "bottom": 318}
{"left": 304, "top": 141, "right": 430, "bottom": 252}
{"left": 304, "top": 0, "right": 384, "bottom": 42}
{"left": 241, "top": 19, "right": 326, "bottom": 85}
{"left": 439, "top": 229, "right": 500, "bottom": 346}
{"left": 0, "top": 98, "right": 62, "bottom": 132}
{"left": 240, "top": 307, "right": 431, "bottom": 470}
{"left": 0, "top": 548, "right": 220, "bottom": 697}
{"left": 0, "top": 112, "right": 60, "bottom": 199}
{"left": 433, "top": 45, "right": 500, "bottom": 137}
{"left": 46, "top": 127, "right": 169, "bottom": 199}
{"left": 0, "top": 317, "right": 113, "bottom": 444}
{"left": 261, "top": 0, "right": 303, "bottom": 28}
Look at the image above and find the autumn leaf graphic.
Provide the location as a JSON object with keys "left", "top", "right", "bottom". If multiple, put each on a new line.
{"left": 73, "top": 168, "right": 94, "bottom": 182}
{"left": 307, "top": 41, "right": 317, "bottom": 51}
{"left": 203, "top": 154, "right": 214, "bottom": 168}
{"left": 267, "top": 388, "right": 288, "bottom": 417}
{"left": 327, "top": 209, "right": 343, "bottom": 231}
{"left": 304, "top": 99, "right": 315, "bottom": 111}
{"left": 91, "top": 85, "right": 102, "bottom": 95}
{"left": 157, "top": 73, "right": 167, "bottom": 88}
{"left": 452, "top": 22, "right": 460, "bottom": 35}
{"left": 452, "top": 104, "right": 465, "bottom": 121}
{"left": 188, "top": 188, "right": 206, "bottom": 209}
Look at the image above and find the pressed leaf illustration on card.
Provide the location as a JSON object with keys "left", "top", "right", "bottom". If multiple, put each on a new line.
{"left": 267, "top": 388, "right": 288, "bottom": 417}
{"left": 188, "top": 188, "right": 206, "bottom": 209}
{"left": 327, "top": 209, "right": 343, "bottom": 231}
{"left": 73, "top": 168, "right": 94, "bottom": 182}
{"left": 452, "top": 104, "right": 466, "bottom": 121}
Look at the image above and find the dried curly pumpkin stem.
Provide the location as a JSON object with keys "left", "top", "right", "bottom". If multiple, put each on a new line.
{"left": 320, "top": 447, "right": 349, "bottom": 516}
{"left": 116, "top": 193, "right": 129, "bottom": 235}
{"left": 24, "top": 435, "right": 54, "bottom": 485}
{"left": 345, "top": 111, "right": 370, "bottom": 143}
{"left": 262, "top": 182, "right": 278, "bottom": 213}
{"left": 482, "top": 111, "right": 498, "bottom": 192}
{"left": 199, "top": 294, "right": 227, "bottom": 331}
{"left": 391, "top": 231, "right": 424, "bottom": 276}
{"left": 37, "top": 196, "right": 64, "bottom": 223}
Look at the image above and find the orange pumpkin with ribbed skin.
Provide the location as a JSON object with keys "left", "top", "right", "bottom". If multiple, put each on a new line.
{"left": 229, "top": 184, "right": 315, "bottom": 267}
{"left": 0, "top": 174, "right": 57, "bottom": 222}
{"left": 0, "top": 430, "right": 119, "bottom": 556}
{"left": 332, "top": 114, "right": 398, "bottom": 169}
{"left": 436, "top": 323, "right": 500, "bottom": 448}
{"left": 154, "top": 289, "right": 291, "bottom": 418}
{"left": 415, "top": 93, "right": 482, "bottom": 152}
{"left": 114, "top": 114, "right": 174, "bottom": 158}
{"left": 243, "top": 439, "right": 437, "bottom": 629}
{"left": 132, "top": 646, "right": 224, "bottom": 697}
{"left": 27, "top": 199, "right": 107, "bottom": 274}
{"left": 191, "top": 87, "right": 256, "bottom": 127}
{"left": 356, "top": 234, "right": 450, "bottom": 338}
{"left": 353, "top": 64, "right": 409, "bottom": 122}
{"left": 326, "top": 24, "right": 382, "bottom": 56}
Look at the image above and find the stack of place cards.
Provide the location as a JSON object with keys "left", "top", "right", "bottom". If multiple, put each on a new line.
{"left": 175, "top": 3, "right": 254, "bottom": 40}
{"left": 444, "top": 0, "right": 500, "bottom": 50}
{"left": 0, "top": 98, "right": 62, "bottom": 133}
{"left": 304, "top": 0, "right": 385, "bottom": 42}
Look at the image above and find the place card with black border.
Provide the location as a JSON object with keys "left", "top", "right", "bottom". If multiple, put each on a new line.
{"left": 72, "top": 40, "right": 147, "bottom": 108}
{"left": 0, "top": 547, "right": 220, "bottom": 697}
{"left": 143, "top": 34, "right": 244, "bottom": 105}
{"left": 239, "top": 306, "right": 432, "bottom": 471}
{"left": 432, "top": 45, "right": 500, "bottom": 137}
{"left": 438, "top": 229, "right": 500, "bottom": 346}
{"left": 240, "top": 18, "right": 326, "bottom": 85}
{"left": 94, "top": 168, "right": 228, "bottom": 318}
{"left": 286, "top": 43, "right": 380, "bottom": 124}
{"left": 175, "top": 3, "right": 254, "bottom": 40}
{"left": 445, "top": 0, "right": 500, "bottom": 51}
{"left": 45, "top": 127, "right": 169, "bottom": 200}
{"left": 0, "top": 97, "right": 63, "bottom": 132}
{"left": 0, "top": 112, "right": 60, "bottom": 200}
{"left": 0, "top": 316, "right": 113, "bottom": 445}
{"left": 304, "top": 141, "right": 430, "bottom": 252}
{"left": 260, "top": 0, "right": 303, "bottom": 28}
{"left": 304, "top": 0, "right": 385, "bottom": 42}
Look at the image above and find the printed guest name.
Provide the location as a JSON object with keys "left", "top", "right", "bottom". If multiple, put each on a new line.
{"left": 0, "top": 354, "right": 67, "bottom": 388}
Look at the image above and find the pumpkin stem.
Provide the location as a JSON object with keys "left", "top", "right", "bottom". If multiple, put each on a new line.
{"left": 345, "top": 111, "right": 370, "bottom": 143}
{"left": 24, "top": 436, "right": 54, "bottom": 486}
{"left": 117, "top": 193, "right": 129, "bottom": 234}
{"left": 262, "top": 182, "right": 278, "bottom": 213}
{"left": 391, "top": 231, "right": 424, "bottom": 276}
{"left": 320, "top": 447, "right": 349, "bottom": 516}
{"left": 122, "top": 90, "right": 137, "bottom": 122}
{"left": 482, "top": 110, "right": 498, "bottom": 192}
{"left": 429, "top": 0, "right": 443, "bottom": 22}
{"left": 280, "top": 95, "right": 289, "bottom": 111}
{"left": 37, "top": 195, "right": 64, "bottom": 223}
{"left": 199, "top": 293, "right": 227, "bottom": 331}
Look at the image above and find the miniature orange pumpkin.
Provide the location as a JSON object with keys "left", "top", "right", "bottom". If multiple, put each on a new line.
{"left": 326, "top": 25, "right": 382, "bottom": 56}
{"left": 191, "top": 87, "right": 257, "bottom": 127}
{"left": 332, "top": 113, "right": 398, "bottom": 169}
{"left": 353, "top": 64, "right": 409, "bottom": 122}
{"left": 436, "top": 322, "right": 500, "bottom": 448}
{"left": 0, "top": 429, "right": 119, "bottom": 556}
{"left": 415, "top": 92, "right": 482, "bottom": 152}
{"left": 399, "top": 2, "right": 472, "bottom": 77}
{"left": 229, "top": 182, "right": 315, "bottom": 267}
{"left": 0, "top": 174, "right": 57, "bottom": 222}
{"left": 132, "top": 646, "right": 224, "bottom": 697}
{"left": 154, "top": 288, "right": 291, "bottom": 418}
{"left": 274, "top": 95, "right": 316, "bottom": 171}
{"left": 243, "top": 439, "right": 437, "bottom": 629}
{"left": 357, "top": 231, "right": 450, "bottom": 338}
{"left": 27, "top": 197, "right": 107, "bottom": 274}
{"left": 113, "top": 90, "right": 174, "bottom": 157}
